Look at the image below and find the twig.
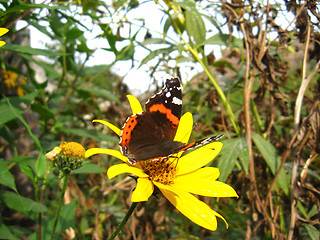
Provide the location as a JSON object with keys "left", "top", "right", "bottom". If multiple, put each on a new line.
{"left": 288, "top": 20, "right": 312, "bottom": 240}
{"left": 264, "top": 34, "right": 320, "bottom": 211}
{"left": 300, "top": 154, "right": 319, "bottom": 183}
{"left": 294, "top": 24, "right": 314, "bottom": 130}
{"left": 226, "top": 1, "right": 278, "bottom": 237}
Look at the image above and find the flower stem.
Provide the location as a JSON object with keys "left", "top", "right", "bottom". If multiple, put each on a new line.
{"left": 50, "top": 171, "right": 70, "bottom": 240}
{"left": 108, "top": 202, "right": 138, "bottom": 240}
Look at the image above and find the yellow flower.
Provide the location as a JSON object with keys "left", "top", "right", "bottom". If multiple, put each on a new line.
{"left": 0, "top": 28, "right": 9, "bottom": 47}
{"left": 2, "top": 70, "right": 18, "bottom": 88}
{"left": 2, "top": 70, "right": 26, "bottom": 96}
{"left": 46, "top": 142, "right": 86, "bottom": 171}
{"left": 86, "top": 95, "right": 238, "bottom": 231}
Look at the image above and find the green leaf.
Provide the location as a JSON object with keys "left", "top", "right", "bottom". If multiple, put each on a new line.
{"left": 307, "top": 204, "right": 319, "bottom": 219}
{"left": 238, "top": 139, "right": 250, "bottom": 174}
{"left": 0, "top": 4, "right": 67, "bottom": 18}
{"left": 0, "top": 92, "right": 38, "bottom": 125}
{"left": 0, "top": 126, "right": 15, "bottom": 144}
{"left": 213, "top": 60, "right": 237, "bottom": 72}
{"left": 4, "top": 96, "right": 42, "bottom": 151}
{"left": 201, "top": 33, "right": 243, "bottom": 48}
{"left": 100, "top": 24, "right": 118, "bottom": 53}
{"left": 72, "top": 163, "right": 105, "bottom": 174}
{"left": 9, "top": 156, "right": 35, "bottom": 164}
{"left": 15, "top": 157, "right": 36, "bottom": 182}
{"left": 217, "top": 137, "right": 248, "bottom": 182}
{"left": 252, "top": 133, "right": 289, "bottom": 195}
{"left": 77, "top": 88, "right": 120, "bottom": 103}
{"left": 142, "top": 38, "right": 171, "bottom": 45}
{"left": 184, "top": 6, "right": 206, "bottom": 46}
{"left": 1, "top": 44, "right": 66, "bottom": 57}
{"left": 304, "top": 224, "right": 319, "bottom": 240}
{"left": 31, "top": 102, "right": 55, "bottom": 121}
{"left": 139, "top": 46, "right": 176, "bottom": 67}
{"left": 173, "top": 0, "right": 196, "bottom": 8}
{"left": 163, "top": 16, "right": 172, "bottom": 36}
{"left": 66, "top": 27, "right": 83, "bottom": 42}
{"left": 297, "top": 201, "right": 308, "bottom": 218}
{"left": 117, "top": 43, "right": 135, "bottom": 61}
{"left": 35, "top": 152, "right": 46, "bottom": 179}
{"left": 10, "top": 156, "right": 36, "bottom": 182}
{"left": 0, "top": 221, "right": 18, "bottom": 240}
{"left": 0, "top": 159, "right": 18, "bottom": 192}
{"left": 0, "top": 191, "right": 47, "bottom": 216}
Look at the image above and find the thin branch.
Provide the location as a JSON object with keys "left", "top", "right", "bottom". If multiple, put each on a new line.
{"left": 288, "top": 21, "right": 312, "bottom": 240}
{"left": 294, "top": 24, "right": 313, "bottom": 130}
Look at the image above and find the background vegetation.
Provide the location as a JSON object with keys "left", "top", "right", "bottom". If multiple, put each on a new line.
{"left": 0, "top": 0, "right": 319, "bottom": 239}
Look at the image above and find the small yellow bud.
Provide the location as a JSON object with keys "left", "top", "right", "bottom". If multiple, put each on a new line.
{"left": 46, "top": 142, "right": 86, "bottom": 172}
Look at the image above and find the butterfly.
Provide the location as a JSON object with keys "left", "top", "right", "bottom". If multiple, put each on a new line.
{"left": 119, "top": 78, "right": 223, "bottom": 164}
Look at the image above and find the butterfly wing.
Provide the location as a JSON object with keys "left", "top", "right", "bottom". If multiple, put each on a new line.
{"left": 145, "top": 77, "right": 182, "bottom": 134}
{"left": 119, "top": 78, "right": 184, "bottom": 162}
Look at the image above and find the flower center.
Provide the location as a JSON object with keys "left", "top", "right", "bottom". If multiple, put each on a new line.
{"left": 141, "top": 157, "right": 177, "bottom": 185}
{"left": 60, "top": 142, "right": 86, "bottom": 158}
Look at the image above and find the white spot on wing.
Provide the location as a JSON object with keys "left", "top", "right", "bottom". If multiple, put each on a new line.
{"left": 172, "top": 97, "right": 182, "bottom": 105}
{"left": 166, "top": 92, "right": 171, "bottom": 98}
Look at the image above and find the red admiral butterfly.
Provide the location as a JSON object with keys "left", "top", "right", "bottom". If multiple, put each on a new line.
{"left": 119, "top": 78, "right": 223, "bottom": 164}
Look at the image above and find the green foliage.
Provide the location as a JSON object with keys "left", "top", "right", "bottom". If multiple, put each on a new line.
{"left": 0, "top": 190, "right": 47, "bottom": 215}
{"left": 218, "top": 137, "right": 249, "bottom": 182}
{"left": 0, "top": 159, "right": 18, "bottom": 192}
{"left": 29, "top": 199, "right": 76, "bottom": 240}
{"left": 252, "top": 133, "right": 289, "bottom": 195}
{"left": 0, "top": 0, "right": 319, "bottom": 239}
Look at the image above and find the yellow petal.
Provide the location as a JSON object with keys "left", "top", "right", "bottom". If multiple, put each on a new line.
{"left": 0, "top": 28, "right": 9, "bottom": 36}
{"left": 174, "top": 112, "right": 193, "bottom": 144}
{"left": 127, "top": 95, "right": 143, "bottom": 114}
{"left": 0, "top": 41, "right": 6, "bottom": 47}
{"left": 107, "top": 163, "right": 148, "bottom": 179}
{"left": 174, "top": 175, "right": 238, "bottom": 198}
{"left": 176, "top": 142, "right": 223, "bottom": 175}
{"left": 215, "top": 212, "right": 229, "bottom": 228}
{"left": 177, "top": 167, "right": 220, "bottom": 180}
{"left": 92, "top": 119, "right": 121, "bottom": 136}
{"left": 155, "top": 182, "right": 220, "bottom": 231}
{"left": 85, "top": 148, "right": 127, "bottom": 162}
{"left": 131, "top": 177, "right": 154, "bottom": 202}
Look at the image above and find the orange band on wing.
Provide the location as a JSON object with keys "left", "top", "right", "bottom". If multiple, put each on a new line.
{"left": 149, "top": 104, "right": 179, "bottom": 127}
{"left": 120, "top": 115, "right": 138, "bottom": 150}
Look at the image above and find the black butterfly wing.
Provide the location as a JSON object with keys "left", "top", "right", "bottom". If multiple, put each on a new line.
{"left": 145, "top": 77, "right": 182, "bottom": 132}
{"left": 119, "top": 78, "right": 184, "bottom": 162}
